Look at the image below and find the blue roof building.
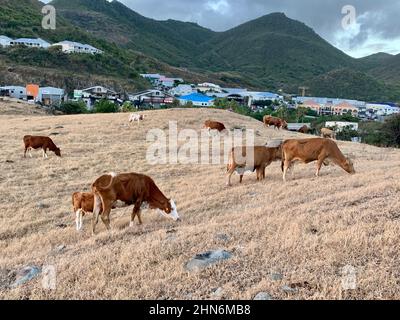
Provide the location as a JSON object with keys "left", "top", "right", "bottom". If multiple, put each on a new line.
{"left": 179, "top": 93, "right": 214, "bottom": 107}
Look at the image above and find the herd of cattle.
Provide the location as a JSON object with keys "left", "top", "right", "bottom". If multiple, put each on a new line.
{"left": 21, "top": 113, "right": 355, "bottom": 234}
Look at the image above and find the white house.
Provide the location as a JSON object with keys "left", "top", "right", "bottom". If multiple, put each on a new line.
{"left": 80, "top": 86, "right": 119, "bottom": 109}
{"left": 0, "top": 36, "right": 12, "bottom": 47}
{"left": 129, "top": 89, "right": 174, "bottom": 107}
{"left": 169, "top": 84, "right": 193, "bottom": 97}
{"left": 51, "top": 41, "right": 103, "bottom": 54}
{"left": 365, "top": 103, "right": 400, "bottom": 116}
{"left": 325, "top": 121, "right": 359, "bottom": 131}
{"left": 10, "top": 38, "right": 50, "bottom": 48}
{"left": 197, "top": 83, "right": 222, "bottom": 93}
{"left": 0, "top": 86, "right": 26, "bottom": 99}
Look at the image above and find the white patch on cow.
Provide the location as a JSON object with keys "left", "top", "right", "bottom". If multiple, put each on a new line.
{"left": 75, "top": 210, "right": 83, "bottom": 231}
{"left": 109, "top": 172, "right": 117, "bottom": 178}
{"left": 129, "top": 221, "right": 134, "bottom": 228}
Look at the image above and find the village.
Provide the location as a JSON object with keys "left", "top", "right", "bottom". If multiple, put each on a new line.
{"left": 1, "top": 36, "right": 400, "bottom": 141}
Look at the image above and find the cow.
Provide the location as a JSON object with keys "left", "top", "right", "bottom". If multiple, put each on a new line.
{"left": 91, "top": 172, "right": 180, "bottom": 234}
{"left": 23, "top": 135, "right": 61, "bottom": 158}
{"left": 204, "top": 120, "right": 227, "bottom": 136}
{"left": 281, "top": 138, "right": 355, "bottom": 181}
{"left": 72, "top": 192, "right": 98, "bottom": 231}
{"left": 263, "top": 115, "right": 287, "bottom": 130}
{"left": 298, "top": 125, "right": 309, "bottom": 134}
{"left": 226, "top": 145, "right": 282, "bottom": 186}
{"left": 321, "top": 128, "right": 336, "bottom": 139}
{"left": 129, "top": 113, "right": 145, "bottom": 124}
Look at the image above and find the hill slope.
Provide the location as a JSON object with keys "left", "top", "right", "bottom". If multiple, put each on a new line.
{"left": 1, "top": 109, "right": 400, "bottom": 299}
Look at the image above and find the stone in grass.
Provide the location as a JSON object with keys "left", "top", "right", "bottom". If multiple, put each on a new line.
{"left": 10, "top": 266, "right": 41, "bottom": 288}
{"left": 37, "top": 202, "right": 49, "bottom": 209}
{"left": 211, "top": 287, "right": 224, "bottom": 298}
{"left": 270, "top": 273, "right": 284, "bottom": 281}
{"left": 282, "top": 285, "right": 298, "bottom": 294}
{"left": 185, "top": 250, "right": 233, "bottom": 272}
{"left": 253, "top": 292, "right": 273, "bottom": 300}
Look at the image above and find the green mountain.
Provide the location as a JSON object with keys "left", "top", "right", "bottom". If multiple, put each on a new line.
{"left": 1, "top": 0, "right": 399, "bottom": 101}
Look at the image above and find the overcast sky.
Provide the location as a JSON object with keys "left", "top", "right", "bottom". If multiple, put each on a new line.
{"left": 47, "top": 0, "right": 400, "bottom": 58}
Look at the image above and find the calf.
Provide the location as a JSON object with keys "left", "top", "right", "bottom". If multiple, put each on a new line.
{"left": 298, "top": 125, "right": 309, "bottom": 134}
{"left": 91, "top": 172, "right": 180, "bottom": 234}
{"left": 321, "top": 128, "right": 336, "bottom": 139}
{"left": 23, "top": 135, "right": 61, "bottom": 158}
{"left": 281, "top": 138, "right": 355, "bottom": 181}
{"left": 204, "top": 120, "right": 227, "bottom": 135}
{"left": 72, "top": 192, "right": 97, "bottom": 231}
{"left": 263, "top": 115, "right": 287, "bottom": 130}
{"left": 227, "top": 145, "right": 282, "bottom": 186}
{"left": 129, "top": 113, "right": 144, "bottom": 124}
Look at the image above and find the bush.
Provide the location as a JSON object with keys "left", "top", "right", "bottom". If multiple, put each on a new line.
{"left": 94, "top": 99, "right": 119, "bottom": 113}
{"left": 58, "top": 101, "right": 87, "bottom": 114}
{"left": 121, "top": 101, "right": 135, "bottom": 113}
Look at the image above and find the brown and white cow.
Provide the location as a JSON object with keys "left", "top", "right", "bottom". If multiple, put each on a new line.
{"left": 263, "top": 116, "right": 287, "bottom": 130}
{"left": 281, "top": 138, "right": 355, "bottom": 181}
{"left": 91, "top": 172, "right": 180, "bottom": 234}
{"left": 320, "top": 128, "right": 336, "bottom": 139}
{"left": 227, "top": 145, "right": 282, "bottom": 186}
{"left": 23, "top": 135, "right": 61, "bottom": 158}
{"left": 298, "top": 125, "right": 309, "bottom": 134}
{"left": 72, "top": 192, "right": 98, "bottom": 231}
{"left": 204, "top": 120, "right": 227, "bottom": 135}
{"left": 129, "top": 113, "right": 145, "bottom": 124}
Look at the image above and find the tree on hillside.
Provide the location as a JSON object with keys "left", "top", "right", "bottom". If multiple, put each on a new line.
{"left": 94, "top": 99, "right": 119, "bottom": 113}
{"left": 382, "top": 114, "right": 400, "bottom": 147}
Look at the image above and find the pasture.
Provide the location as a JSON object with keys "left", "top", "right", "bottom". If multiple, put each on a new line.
{"left": 0, "top": 107, "right": 399, "bottom": 300}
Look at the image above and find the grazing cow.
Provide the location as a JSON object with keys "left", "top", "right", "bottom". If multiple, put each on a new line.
{"left": 91, "top": 172, "right": 180, "bottom": 234}
{"left": 263, "top": 115, "right": 287, "bottom": 130}
{"left": 23, "top": 135, "right": 61, "bottom": 158}
{"left": 204, "top": 120, "right": 227, "bottom": 135}
{"left": 321, "top": 128, "right": 336, "bottom": 139}
{"left": 227, "top": 145, "right": 282, "bottom": 186}
{"left": 72, "top": 192, "right": 98, "bottom": 231}
{"left": 281, "top": 138, "right": 355, "bottom": 181}
{"left": 298, "top": 125, "right": 309, "bottom": 134}
{"left": 129, "top": 113, "right": 145, "bottom": 124}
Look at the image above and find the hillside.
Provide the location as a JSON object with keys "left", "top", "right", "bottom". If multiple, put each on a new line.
{"left": 1, "top": 109, "right": 400, "bottom": 299}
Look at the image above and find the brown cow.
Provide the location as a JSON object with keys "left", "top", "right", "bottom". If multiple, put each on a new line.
{"left": 72, "top": 192, "right": 98, "bottom": 231}
{"left": 227, "top": 145, "right": 282, "bottom": 186}
{"left": 281, "top": 138, "right": 355, "bottom": 181}
{"left": 23, "top": 135, "right": 61, "bottom": 158}
{"left": 321, "top": 128, "right": 336, "bottom": 139}
{"left": 263, "top": 115, "right": 287, "bottom": 130}
{"left": 298, "top": 125, "right": 309, "bottom": 134}
{"left": 204, "top": 120, "right": 227, "bottom": 135}
{"left": 91, "top": 172, "right": 180, "bottom": 234}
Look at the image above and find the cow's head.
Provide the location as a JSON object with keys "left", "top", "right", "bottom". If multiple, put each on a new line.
{"left": 344, "top": 158, "right": 355, "bottom": 174}
{"left": 158, "top": 199, "right": 181, "bottom": 221}
{"left": 55, "top": 148, "right": 61, "bottom": 157}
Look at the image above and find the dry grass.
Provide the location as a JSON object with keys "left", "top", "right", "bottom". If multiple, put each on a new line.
{"left": 0, "top": 107, "right": 399, "bottom": 300}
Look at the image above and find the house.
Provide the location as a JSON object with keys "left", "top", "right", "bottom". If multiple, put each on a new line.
{"left": 197, "top": 83, "right": 222, "bottom": 94}
{"left": 179, "top": 93, "right": 214, "bottom": 107}
{"left": 366, "top": 103, "right": 400, "bottom": 116}
{"left": 129, "top": 89, "right": 174, "bottom": 108}
{"left": 140, "top": 74, "right": 162, "bottom": 85}
{"left": 169, "top": 84, "right": 194, "bottom": 97}
{"left": 325, "top": 121, "right": 359, "bottom": 132}
{"left": 157, "top": 76, "right": 183, "bottom": 88}
{"left": 38, "top": 87, "right": 65, "bottom": 106}
{"left": 0, "top": 36, "right": 12, "bottom": 47}
{"left": 10, "top": 38, "right": 50, "bottom": 48}
{"left": 51, "top": 41, "right": 103, "bottom": 54}
{"left": 246, "top": 91, "right": 283, "bottom": 107}
{"left": 295, "top": 96, "right": 366, "bottom": 108}
{"left": 80, "top": 86, "right": 120, "bottom": 110}
{"left": 0, "top": 86, "right": 26, "bottom": 99}
{"left": 302, "top": 100, "right": 322, "bottom": 114}
{"left": 332, "top": 102, "right": 359, "bottom": 117}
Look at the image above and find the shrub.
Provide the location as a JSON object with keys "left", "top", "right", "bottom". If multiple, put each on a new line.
{"left": 58, "top": 101, "right": 87, "bottom": 114}
{"left": 94, "top": 99, "right": 119, "bottom": 113}
{"left": 121, "top": 101, "right": 135, "bottom": 113}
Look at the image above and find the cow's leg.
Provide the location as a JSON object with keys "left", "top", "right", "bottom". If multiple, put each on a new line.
{"left": 316, "top": 156, "right": 326, "bottom": 177}
{"left": 92, "top": 194, "right": 102, "bottom": 235}
{"left": 239, "top": 174, "right": 244, "bottom": 183}
{"left": 283, "top": 160, "right": 291, "bottom": 182}
{"left": 24, "top": 147, "right": 28, "bottom": 158}
{"left": 130, "top": 199, "right": 143, "bottom": 227}
{"left": 28, "top": 148, "right": 33, "bottom": 158}
{"left": 100, "top": 207, "right": 112, "bottom": 231}
{"left": 226, "top": 166, "right": 236, "bottom": 186}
